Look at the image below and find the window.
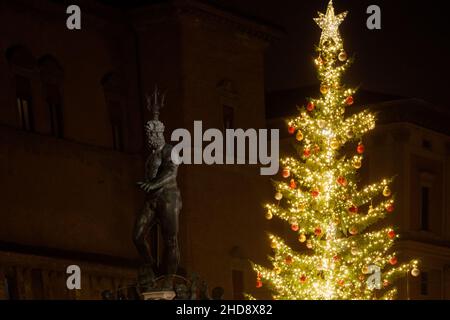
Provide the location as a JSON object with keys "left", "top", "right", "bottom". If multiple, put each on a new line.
{"left": 420, "top": 272, "right": 428, "bottom": 296}
{"left": 217, "top": 79, "right": 238, "bottom": 130}
{"left": 102, "top": 73, "right": 126, "bottom": 152}
{"left": 39, "top": 55, "right": 64, "bottom": 137}
{"left": 112, "top": 123, "right": 123, "bottom": 151}
{"left": 422, "top": 139, "right": 432, "bottom": 151}
{"left": 231, "top": 270, "right": 244, "bottom": 300}
{"left": 46, "top": 84, "right": 64, "bottom": 138}
{"left": 31, "top": 269, "right": 44, "bottom": 299}
{"left": 223, "top": 105, "right": 234, "bottom": 130}
{"left": 420, "top": 186, "right": 430, "bottom": 231}
{"left": 4, "top": 273, "right": 19, "bottom": 300}
{"left": 418, "top": 171, "right": 436, "bottom": 233}
{"left": 17, "top": 97, "right": 33, "bottom": 131}
{"left": 6, "top": 46, "right": 36, "bottom": 131}
{"left": 15, "top": 75, "right": 34, "bottom": 131}
{"left": 49, "top": 100, "right": 63, "bottom": 138}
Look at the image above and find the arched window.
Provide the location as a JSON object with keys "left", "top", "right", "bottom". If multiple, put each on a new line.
{"left": 6, "top": 45, "right": 36, "bottom": 132}
{"left": 217, "top": 79, "right": 239, "bottom": 130}
{"left": 102, "top": 72, "right": 126, "bottom": 152}
{"left": 39, "top": 55, "right": 64, "bottom": 138}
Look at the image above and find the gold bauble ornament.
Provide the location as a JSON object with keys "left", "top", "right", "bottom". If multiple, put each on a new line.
{"left": 298, "top": 234, "right": 306, "bottom": 243}
{"left": 383, "top": 186, "right": 392, "bottom": 197}
{"left": 296, "top": 130, "right": 304, "bottom": 141}
{"left": 320, "top": 85, "right": 329, "bottom": 94}
{"left": 338, "top": 51, "right": 348, "bottom": 62}
{"left": 411, "top": 268, "right": 420, "bottom": 277}
{"left": 330, "top": 138, "right": 340, "bottom": 150}
{"left": 275, "top": 192, "right": 283, "bottom": 201}
{"left": 270, "top": 241, "right": 277, "bottom": 249}
{"left": 265, "top": 210, "right": 273, "bottom": 220}
{"left": 352, "top": 157, "right": 362, "bottom": 169}
{"left": 351, "top": 247, "right": 359, "bottom": 255}
{"left": 362, "top": 266, "right": 369, "bottom": 274}
{"left": 274, "top": 267, "right": 281, "bottom": 274}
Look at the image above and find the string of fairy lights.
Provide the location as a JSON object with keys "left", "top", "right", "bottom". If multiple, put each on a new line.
{"left": 251, "top": 0, "right": 419, "bottom": 300}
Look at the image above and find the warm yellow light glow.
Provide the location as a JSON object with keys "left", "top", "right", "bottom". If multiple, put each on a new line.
{"left": 251, "top": 0, "right": 419, "bottom": 300}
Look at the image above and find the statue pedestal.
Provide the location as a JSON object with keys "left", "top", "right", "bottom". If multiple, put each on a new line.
{"left": 141, "top": 290, "right": 176, "bottom": 300}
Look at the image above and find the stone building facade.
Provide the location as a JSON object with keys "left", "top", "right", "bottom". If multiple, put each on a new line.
{"left": 0, "top": 0, "right": 279, "bottom": 299}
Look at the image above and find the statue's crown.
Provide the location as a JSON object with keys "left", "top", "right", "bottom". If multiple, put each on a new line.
{"left": 145, "top": 85, "right": 166, "bottom": 134}
{"left": 146, "top": 85, "right": 166, "bottom": 121}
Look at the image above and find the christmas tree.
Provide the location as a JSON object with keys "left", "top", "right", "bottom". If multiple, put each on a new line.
{"left": 252, "top": 0, "right": 419, "bottom": 300}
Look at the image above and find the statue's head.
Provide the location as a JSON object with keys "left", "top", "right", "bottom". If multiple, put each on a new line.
{"left": 145, "top": 86, "right": 167, "bottom": 151}
{"left": 145, "top": 120, "right": 165, "bottom": 150}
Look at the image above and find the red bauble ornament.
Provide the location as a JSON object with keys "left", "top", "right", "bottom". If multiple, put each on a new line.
{"left": 291, "top": 223, "right": 299, "bottom": 232}
{"left": 307, "top": 102, "right": 315, "bottom": 112}
{"left": 282, "top": 168, "right": 290, "bottom": 178}
{"left": 389, "top": 257, "right": 398, "bottom": 265}
{"left": 314, "top": 227, "right": 322, "bottom": 236}
{"left": 349, "top": 227, "right": 358, "bottom": 235}
{"left": 386, "top": 204, "right": 394, "bottom": 213}
{"left": 299, "top": 275, "right": 307, "bottom": 284}
{"left": 289, "top": 179, "right": 297, "bottom": 189}
{"left": 314, "top": 145, "right": 320, "bottom": 153}
{"left": 303, "top": 148, "right": 311, "bottom": 158}
{"left": 285, "top": 255, "right": 293, "bottom": 265}
{"left": 338, "top": 279, "right": 345, "bottom": 286}
{"left": 346, "top": 96, "right": 354, "bottom": 106}
{"left": 383, "top": 279, "right": 390, "bottom": 288}
{"left": 311, "top": 189, "right": 320, "bottom": 198}
{"left": 357, "top": 143, "right": 365, "bottom": 154}
{"left": 333, "top": 255, "right": 341, "bottom": 262}
{"left": 388, "top": 230, "right": 396, "bottom": 239}
{"left": 337, "top": 176, "right": 347, "bottom": 186}
{"left": 288, "top": 126, "right": 296, "bottom": 135}
{"left": 256, "top": 280, "right": 263, "bottom": 288}
{"left": 349, "top": 206, "right": 359, "bottom": 214}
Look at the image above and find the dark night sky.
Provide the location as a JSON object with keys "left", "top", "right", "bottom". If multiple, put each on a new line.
{"left": 97, "top": 0, "right": 450, "bottom": 106}
{"left": 210, "top": 0, "right": 450, "bottom": 107}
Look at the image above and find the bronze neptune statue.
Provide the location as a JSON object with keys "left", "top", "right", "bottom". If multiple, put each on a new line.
{"left": 134, "top": 87, "right": 182, "bottom": 291}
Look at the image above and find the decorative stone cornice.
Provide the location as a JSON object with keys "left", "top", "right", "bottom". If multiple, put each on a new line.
{"left": 395, "top": 239, "right": 450, "bottom": 261}
{"left": 130, "top": 0, "right": 283, "bottom": 42}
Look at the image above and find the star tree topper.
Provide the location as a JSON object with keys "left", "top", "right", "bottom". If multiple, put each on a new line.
{"left": 314, "top": 0, "right": 348, "bottom": 46}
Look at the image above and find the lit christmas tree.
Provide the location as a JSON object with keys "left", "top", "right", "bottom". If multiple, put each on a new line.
{"left": 252, "top": 0, "right": 419, "bottom": 300}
